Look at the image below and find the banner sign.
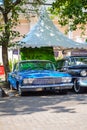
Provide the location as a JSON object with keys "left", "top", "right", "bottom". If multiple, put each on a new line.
{"left": 0, "top": 66, "right": 5, "bottom": 75}
{"left": 71, "top": 50, "right": 87, "bottom": 56}
{"left": 13, "top": 49, "right": 18, "bottom": 55}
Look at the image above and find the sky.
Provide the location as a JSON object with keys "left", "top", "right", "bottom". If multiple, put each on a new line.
{"left": 0, "top": 0, "right": 3, "bottom": 4}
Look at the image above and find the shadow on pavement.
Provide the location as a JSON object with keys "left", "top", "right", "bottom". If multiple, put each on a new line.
{"left": 0, "top": 81, "right": 87, "bottom": 116}
{"left": 0, "top": 89, "right": 87, "bottom": 116}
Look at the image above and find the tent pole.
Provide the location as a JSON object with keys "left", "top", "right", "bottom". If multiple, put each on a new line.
{"left": 18, "top": 47, "right": 20, "bottom": 61}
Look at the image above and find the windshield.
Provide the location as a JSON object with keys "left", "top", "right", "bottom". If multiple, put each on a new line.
{"left": 70, "top": 57, "right": 87, "bottom": 65}
{"left": 19, "top": 61, "right": 55, "bottom": 71}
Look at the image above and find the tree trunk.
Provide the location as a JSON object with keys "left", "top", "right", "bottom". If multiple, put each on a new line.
{"left": 2, "top": 45, "right": 10, "bottom": 81}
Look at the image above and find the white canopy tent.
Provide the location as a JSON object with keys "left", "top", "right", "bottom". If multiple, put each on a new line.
{"left": 18, "top": 7, "right": 87, "bottom": 50}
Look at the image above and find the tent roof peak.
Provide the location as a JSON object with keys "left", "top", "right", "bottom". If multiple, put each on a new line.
{"left": 18, "top": 7, "right": 87, "bottom": 49}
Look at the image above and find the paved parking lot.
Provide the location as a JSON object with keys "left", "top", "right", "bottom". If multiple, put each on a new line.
{"left": 0, "top": 91, "right": 87, "bottom": 130}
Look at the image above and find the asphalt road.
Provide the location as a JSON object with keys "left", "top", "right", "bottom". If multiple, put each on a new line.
{"left": 0, "top": 91, "right": 87, "bottom": 130}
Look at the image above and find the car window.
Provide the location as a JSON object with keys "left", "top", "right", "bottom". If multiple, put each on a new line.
{"left": 70, "top": 57, "right": 75, "bottom": 66}
{"left": 75, "top": 57, "right": 87, "bottom": 65}
{"left": 19, "top": 62, "right": 36, "bottom": 71}
{"left": 19, "top": 61, "right": 55, "bottom": 71}
{"left": 45, "top": 63, "right": 54, "bottom": 70}
{"left": 69, "top": 57, "right": 87, "bottom": 65}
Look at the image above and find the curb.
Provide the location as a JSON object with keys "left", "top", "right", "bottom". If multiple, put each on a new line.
{"left": 0, "top": 87, "right": 8, "bottom": 97}
{"left": 3, "top": 88, "right": 19, "bottom": 97}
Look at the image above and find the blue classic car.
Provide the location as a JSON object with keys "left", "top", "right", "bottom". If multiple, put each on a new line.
{"left": 7, "top": 60, "right": 73, "bottom": 95}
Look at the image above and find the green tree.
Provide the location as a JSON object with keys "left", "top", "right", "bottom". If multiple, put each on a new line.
{"left": 50, "top": 0, "right": 87, "bottom": 35}
{"left": 0, "top": 0, "right": 45, "bottom": 81}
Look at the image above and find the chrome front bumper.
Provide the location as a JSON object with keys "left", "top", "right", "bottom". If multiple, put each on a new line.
{"left": 78, "top": 78, "right": 87, "bottom": 87}
{"left": 19, "top": 83, "right": 73, "bottom": 92}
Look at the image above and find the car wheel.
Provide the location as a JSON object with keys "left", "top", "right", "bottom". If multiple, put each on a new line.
{"left": 74, "top": 79, "right": 84, "bottom": 93}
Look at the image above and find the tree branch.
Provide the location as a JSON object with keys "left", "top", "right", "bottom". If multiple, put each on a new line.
{"left": 13, "top": 0, "right": 22, "bottom": 7}
{"left": 6, "top": 0, "right": 22, "bottom": 13}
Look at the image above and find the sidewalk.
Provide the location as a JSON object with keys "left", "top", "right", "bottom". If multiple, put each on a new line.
{"left": 0, "top": 92, "right": 87, "bottom": 130}
{"left": 0, "top": 81, "right": 17, "bottom": 97}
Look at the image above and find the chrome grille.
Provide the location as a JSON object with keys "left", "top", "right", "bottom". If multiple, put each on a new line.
{"left": 27, "top": 78, "right": 62, "bottom": 85}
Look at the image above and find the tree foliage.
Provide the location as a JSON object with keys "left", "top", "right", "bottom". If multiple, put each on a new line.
{"left": 0, "top": 0, "right": 45, "bottom": 80}
{"left": 0, "top": 0, "right": 45, "bottom": 46}
{"left": 0, "top": 0, "right": 25, "bottom": 45}
{"left": 50, "top": 0, "right": 87, "bottom": 35}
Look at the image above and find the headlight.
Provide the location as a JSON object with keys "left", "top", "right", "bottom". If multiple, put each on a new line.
{"left": 62, "top": 77, "right": 72, "bottom": 82}
{"left": 23, "top": 78, "right": 34, "bottom": 84}
{"left": 80, "top": 70, "right": 87, "bottom": 76}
